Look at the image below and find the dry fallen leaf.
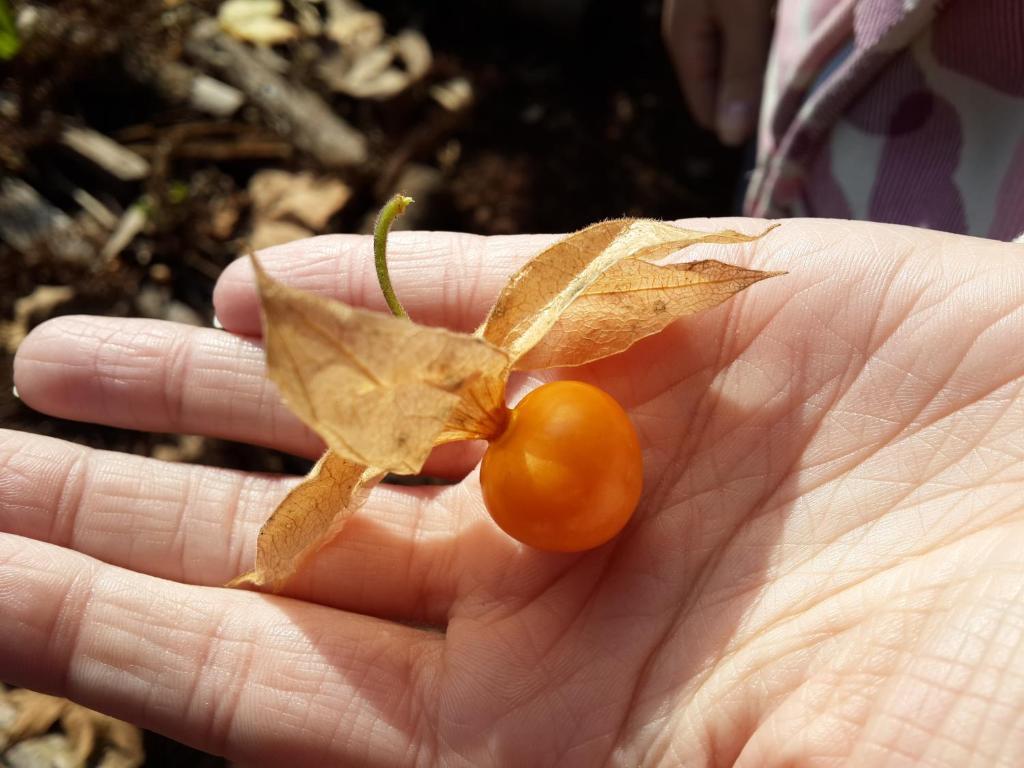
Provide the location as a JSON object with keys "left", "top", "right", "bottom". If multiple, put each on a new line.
{"left": 253, "top": 257, "right": 509, "bottom": 474}
{"left": 218, "top": 0, "right": 300, "bottom": 45}
{"left": 0, "top": 689, "right": 65, "bottom": 752}
{"left": 229, "top": 451, "right": 382, "bottom": 590}
{"left": 231, "top": 218, "right": 780, "bottom": 591}
{"left": 248, "top": 170, "right": 352, "bottom": 250}
{"left": 318, "top": 32, "right": 432, "bottom": 99}
{"left": 249, "top": 219, "right": 313, "bottom": 251}
{"left": 0, "top": 688, "right": 143, "bottom": 768}
{"left": 317, "top": 0, "right": 432, "bottom": 100}
{"left": 325, "top": 45, "right": 407, "bottom": 99}
{"left": 392, "top": 29, "right": 432, "bottom": 80}
{"left": 324, "top": 0, "right": 384, "bottom": 49}
{"left": 478, "top": 219, "right": 777, "bottom": 367}
{"left": 430, "top": 76, "right": 474, "bottom": 112}
{"left": 1, "top": 284, "right": 74, "bottom": 353}
{"left": 250, "top": 170, "right": 353, "bottom": 229}
{"left": 288, "top": 0, "right": 323, "bottom": 36}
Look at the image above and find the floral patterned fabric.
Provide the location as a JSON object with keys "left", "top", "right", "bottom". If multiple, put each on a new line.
{"left": 746, "top": 0, "right": 1024, "bottom": 241}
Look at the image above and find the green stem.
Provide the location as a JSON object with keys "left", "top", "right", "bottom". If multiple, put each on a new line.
{"left": 373, "top": 193, "right": 414, "bottom": 319}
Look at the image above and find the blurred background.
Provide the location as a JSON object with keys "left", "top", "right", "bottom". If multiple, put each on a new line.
{"left": 0, "top": 0, "right": 741, "bottom": 764}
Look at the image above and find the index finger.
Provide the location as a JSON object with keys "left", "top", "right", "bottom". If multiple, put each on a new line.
{"left": 662, "top": 0, "right": 718, "bottom": 131}
{"left": 213, "top": 231, "right": 557, "bottom": 338}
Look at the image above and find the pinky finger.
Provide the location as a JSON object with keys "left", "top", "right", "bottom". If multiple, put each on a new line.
{"left": 0, "top": 534, "right": 443, "bottom": 765}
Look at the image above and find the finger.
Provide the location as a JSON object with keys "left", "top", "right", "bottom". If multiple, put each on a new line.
{"left": 0, "top": 533, "right": 442, "bottom": 765}
{"left": 662, "top": 0, "right": 718, "bottom": 130}
{"left": 0, "top": 428, "right": 261, "bottom": 586}
{"left": 14, "top": 315, "right": 323, "bottom": 459}
{"left": 14, "top": 315, "right": 481, "bottom": 478}
{"left": 0, "top": 429, "right": 474, "bottom": 624}
{"left": 715, "top": 0, "right": 772, "bottom": 145}
{"left": 213, "top": 231, "right": 557, "bottom": 338}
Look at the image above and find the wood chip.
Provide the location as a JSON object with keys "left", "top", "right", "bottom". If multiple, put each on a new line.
{"left": 0, "top": 178, "right": 94, "bottom": 265}
{"left": 218, "top": 0, "right": 300, "bottom": 45}
{"left": 430, "top": 76, "right": 473, "bottom": 111}
{"left": 60, "top": 125, "right": 150, "bottom": 181}
{"left": 324, "top": 0, "right": 383, "bottom": 49}
{"left": 188, "top": 73, "right": 245, "bottom": 116}
{"left": 100, "top": 205, "right": 147, "bottom": 262}
{"left": 187, "top": 19, "right": 368, "bottom": 168}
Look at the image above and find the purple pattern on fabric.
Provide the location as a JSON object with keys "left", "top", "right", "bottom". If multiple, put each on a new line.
{"left": 847, "top": 54, "right": 926, "bottom": 134}
{"left": 989, "top": 139, "right": 1024, "bottom": 240}
{"left": 869, "top": 92, "right": 965, "bottom": 232}
{"left": 933, "top": 0, "right": 1024, "bottom": 97}
{"left": 804, "top": 144, "right": 853, "bottom": 218}
{"left": 809, "top": 0, "right": 840, "bottom": 27}
{"left": 747, "top": 0, "right": 943, "bottom": 220}
{"left": 762, "top": 0, "right": 856, "bottom": 154}
{"left": 749, "top": 0, "right": 1024, "bottom": 239}
{"left": 853, "top": 0, "right": 905, "bottom": 49}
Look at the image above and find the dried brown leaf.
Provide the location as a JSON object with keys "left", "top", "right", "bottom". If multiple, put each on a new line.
{"left": 288, "top": 0, "right": 323, "bottom": 36}
{"left": 0, "top": 689, "right": 143, "bottom": 768}
{"left": 436, "top": 372, "right": 510, "bottom": 444}
{"left": 429, "top": 76, "right": 473, "bottom": 111}
{"left": 478, "top": 219, "right": 778, "bottom": 367}
{"left": 1, "top": 285, "right": 74, "bottom": 353}
{"left": 228, "top": 451, "right": 381, "bottom": 590}
{"left": 324, "top": 0, "right": 384, "bottom": 49}
{"left": 248, "top": 170, "right": 351, "bottom": 250}
{"left": 0, "top": 690, "right": 64, "bottom": 749}
{"left": 249, "top": 170, "right": 352, "bottom": 230}
{"left": 232, "top": 218, "right": 780, "bottom": 587}
{"left": 392, "top": 29, "right": 432, "bottom": 80}
{"left": 319, "top": 43, "right": 425, "bottom": 99}
{"left": 250, "top": 219, "right": 312, "bottom": 251}
{"left": 517, "top": 258, "right": 783, "bottom": 369}
{"left": 253, "top": 257, "right": 509, "bottom": 473}
{"left": 218, "top": 0, "right": 300, "bottom": 45}
{"left": 318, "top": 14, "right": 431, "bottom": 100}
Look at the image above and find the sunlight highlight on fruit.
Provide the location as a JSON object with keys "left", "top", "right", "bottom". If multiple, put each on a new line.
{"left": 480, "top": 380, "right": 643, "bottom": 552}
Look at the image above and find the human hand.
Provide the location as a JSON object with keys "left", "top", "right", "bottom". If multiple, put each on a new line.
{"left": 662, "top": 0, "right": 774, "bottom": 146}
{"left": 3, "top": 220, "right": 1024, "bottom": 765}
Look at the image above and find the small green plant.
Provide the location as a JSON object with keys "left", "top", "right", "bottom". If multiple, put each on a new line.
{"left": 0, "top": 0, "right": 20, "bottom": 61}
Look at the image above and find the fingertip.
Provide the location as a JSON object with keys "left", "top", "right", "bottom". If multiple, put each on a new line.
{"left": 13, "top": 314, "right": 63, "bottom": 375}
{"left": 715, "top": 3, "right": 771, "bottom": 147}
{"left": 213, "top": 256, "right": 261, "bottom": 337}
{"left": 214, "top": 235, "right": 372, "bottom": 336}
{"left": 716, "top": 99, "right": 755, "bottom": 146}
{"left": 12, "top": 316, "right": 81, "bottom": 413}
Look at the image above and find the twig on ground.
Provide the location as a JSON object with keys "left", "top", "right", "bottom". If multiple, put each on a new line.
{"left": 100, "top": 205, "right": 147, "bottom": 262}
{"left": 0, "top": 177, "right": 94, "bottom": 265}
{"left": 186, "top": 19, "right": 368, "bottom": 169}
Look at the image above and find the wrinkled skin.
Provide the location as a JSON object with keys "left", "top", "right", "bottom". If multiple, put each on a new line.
{"left": 3, "top": 219, "right": 1023, "bottom": 766}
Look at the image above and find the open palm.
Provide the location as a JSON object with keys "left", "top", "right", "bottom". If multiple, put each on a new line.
{"left": 3, "top": 219, "right": 1023, "bottom": 766}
